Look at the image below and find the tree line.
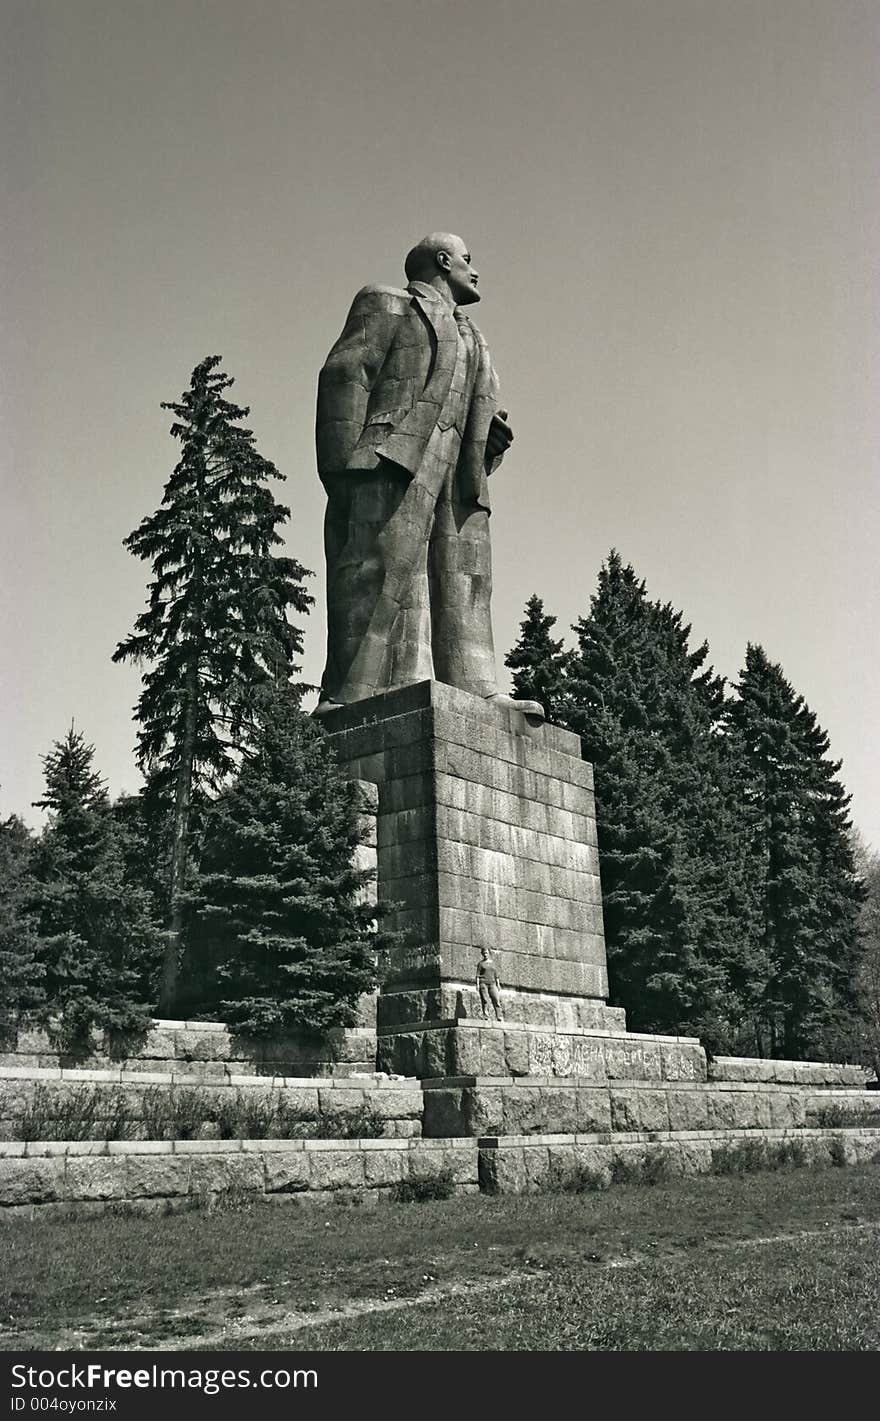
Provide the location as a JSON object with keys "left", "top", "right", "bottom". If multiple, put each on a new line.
{"left": 505, "top": 566, "right": 876, "bottom": 1062}
{"left": 1, "top": 356, "right": 877, "bottom": 1066}
{"left": 1, "top": 357, "right": 382, "bottom": 1048}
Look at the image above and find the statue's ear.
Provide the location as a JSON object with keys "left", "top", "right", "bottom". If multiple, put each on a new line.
{"left": 435, "top": 248, "right": 452, "bottom": 273}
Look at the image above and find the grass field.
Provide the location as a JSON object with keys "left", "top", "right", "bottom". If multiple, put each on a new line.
{"left": 2, "top": 1164, "right": 878, "bottom": 1351}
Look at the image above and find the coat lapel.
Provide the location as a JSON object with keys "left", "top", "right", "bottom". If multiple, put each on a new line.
{"left": 407, "top": 283, "right": 458, "bottom": 398}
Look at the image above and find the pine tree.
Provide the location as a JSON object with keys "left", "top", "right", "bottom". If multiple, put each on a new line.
{"left": 563, "top": 553, "right": 763, "bottom": 1044}
{"left": 728, "top": 645, "right": 863, "bottom": 1057}
{"left": 504, "top": 594, "right": 570, "bottom": 722}
{"left": 853, "top": 840, "right": 880, "bottom": 1079}
{"left": 113, "top": 356, "right": 313, "bottom": 1012}
{"left": 0, "top": 814, "right": 45, "bottom": 1028}
{"left": 189, "top": 687, "right": 380, "bottom": 1036}
{"left": 30, "top": 727, "right": 160, "bottom": 1045}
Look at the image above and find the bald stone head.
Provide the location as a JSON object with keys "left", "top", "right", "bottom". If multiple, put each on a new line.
{"left": 404, "top": 232, "right": 481, "bottom": 307}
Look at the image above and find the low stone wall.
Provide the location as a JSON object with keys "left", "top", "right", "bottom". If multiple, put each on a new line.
{"left": 422, "top": 1075, "right": 880, "bottom": 1138}
{"left": 378, "top": 985, "right": 628, "bottom": 1034}
{"left": 0, "top": 1015, "right": 378, "bottom": 1079}
{"left": 708, "top": 1056, "right": 867, "bottom": 1087}
{"left": 478, "top": 1127, "right": 880, "bottom": 1194}
{"left": 3, "top": 1124, "right": 878, "bottom": 1219}
{"left": 0, "top": 1137, "right": 478, "bottom": 1222}
{"left": 0, "top": 1067, "right": 423, "bottom": 1141}
{"left": 378, "top": 1019, "right": 706, "bottom": 1080}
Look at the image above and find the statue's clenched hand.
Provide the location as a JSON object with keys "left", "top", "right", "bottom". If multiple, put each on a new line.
{"left": 486, "top": 408, "right": 514, "bottom": 462}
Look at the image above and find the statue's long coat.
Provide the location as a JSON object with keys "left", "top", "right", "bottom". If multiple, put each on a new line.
{"left": 315, "top": 281, "right": 502, "bottom": 508}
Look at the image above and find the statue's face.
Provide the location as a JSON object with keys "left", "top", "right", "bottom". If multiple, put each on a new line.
{"left": 442, "top": 237, "right": 481, "bottom": 305}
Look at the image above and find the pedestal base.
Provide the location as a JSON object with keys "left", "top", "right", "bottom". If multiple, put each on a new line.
{"left": 323, "top": 680, "right": 610, "bottom": 1001}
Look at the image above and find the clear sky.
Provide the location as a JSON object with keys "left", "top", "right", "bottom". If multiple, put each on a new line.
{"left": 3, "top": 0, "right": 878, "bottom": 847}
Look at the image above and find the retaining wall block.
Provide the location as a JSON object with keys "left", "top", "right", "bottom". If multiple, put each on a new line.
{"left": 188, "top": 1154, "right": 263, "bottom": 1198}
{"left": 575, "top": 1088, "right": 612, "bottom": 1133}
{"left": 422, "top": 1089, "right": 466, "bottom": 1138}
{"left": 465, "top": 1087, "right": 504, "bottom": 1136}
{"left": 308, "top": 1150, "right": 366, "bottom": 1191}
{"left": 0, "top": 1157, "right": 64, "bottom": 1205}
{"left": 610, "top": 1088, "right": 670, "bottom": 1134}
{"left": 263, "top": 1152, "right": 311, "bottom": 1194}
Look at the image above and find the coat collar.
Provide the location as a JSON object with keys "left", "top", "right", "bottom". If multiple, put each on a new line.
{"left": 407, "top": 280, "right": 484, "bottom": 343}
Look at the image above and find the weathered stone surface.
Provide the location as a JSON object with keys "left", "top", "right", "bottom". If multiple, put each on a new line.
{"left": 363, "top": 1149, "right": 408, "bottom": 1186}
{"left": 422, "top": 1089, "right": 466, "bottom": 1137}
{"left": 604, "top": 1039, "right": 663, "bottom": 1082}
{"left": 416, "top": 1144, "right": 477, "bottom": 1185}
{"left": 479, "top": 1028, "right": 507, "bottom": 1077}
{"left": 576, "top": 1088, "right": 612, "bottom": 1133}
{"left": 263, "top": 1152, "right": 311, "bottom": 1193}
{"left": 706, "top": 1090, "right": 761, "bottom": 1131}
{"left": 387, "top": 1118, "right": 422, "bottom": 1138}
{"left": 464, "top": 1087, "right": 503, "bottom": 1135}
{"left": 708, "top": 1056, "right": 868, "bottom": 1088}
{"left": 530, "top": 1033, "right": 606, "bottom": 1079}
{"left": 0, "top": 1158, "right": 63, "bottom": 1205}
{"left": 328, "top": 683, "right": 609, "bottom": 1003}
{"left": 123, "top": 1156, "right": 194, "bottom": 1198}
{"left": 501, "top": 1087, "right": 545, "bottom": 1136}
{"left": 610, "top": 1088, "right": 670, "bottom": 1134}
{"left": 63, "top": 1157, "right": 129, "bottom": 1201}
{"left": 362, "top": 1086, "right": 422, "bottom": 1120}
{"left": 542, "top": 1088, "right": 578, "bottom": 1135}
{"left": 660, "top": 1042, "right": 707, "bottom": 1082}
{"left": 448, "top": 1029, "right": 482, "bottom": 1077}
{"left": 503, "top": 1032, "right": 531, "bottom": 1076}
{"left": 479, "top": 1146, "right": 523, "bottom": 1194}
{"left": 667, "top": 1089, "right": 710, "bottom": 1132}
{"left": 276, "top": 1088, "right": 320, "bottom": 1118}
{"left": 175, "top": 1030, "right": 232, "bottom": 1062}
{"left": 767, "top": 1092, "right": 802, "bottom": 1129}
{"left": 306, "top": 1150, "right": 366, "bottom": 1191}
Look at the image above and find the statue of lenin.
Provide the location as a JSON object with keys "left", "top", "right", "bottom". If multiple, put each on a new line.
{"left": 314, "top": 232, "right": 541, "bottom": 718}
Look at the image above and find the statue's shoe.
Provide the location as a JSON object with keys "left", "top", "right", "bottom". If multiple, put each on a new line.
{"left": 484, "top": 692, "right": 545, "bottom": 719}
{"left": 312, "top": 699, "right": 344, "bottom": 718}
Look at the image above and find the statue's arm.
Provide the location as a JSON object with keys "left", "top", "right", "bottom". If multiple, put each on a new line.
{"left": 316, "top": 285, "right": 408, "bottom": 475}
{"left": 479, "top": 352, "right": 513, "bottom": 474}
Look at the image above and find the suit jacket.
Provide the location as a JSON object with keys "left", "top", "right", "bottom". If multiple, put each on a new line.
{"left": 315, "top": 280, "right": 503, "bottom": 511}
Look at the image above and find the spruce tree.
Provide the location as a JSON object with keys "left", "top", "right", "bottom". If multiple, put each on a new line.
{"left": 504, "top": 594, "right": 570, "bottom": 722}
{"left": 0, "top": 814, "right": 45, "bottom": 1028}
{"left": 728, "top": 645, "right": 863, "bottom": 1057}
{"left": 853, "top": 841, "right": 880, "bottom": 1080}
{"left": 190, "top": 688, "right": 380, "bottom": 1035}
{"left": 563, "top": 553, "right": 762, "bottom": 1044}
{"left": 113, "top": 356, "right": 313, "bottom": 1012}
{"left": 30, "top": 727, "right": 160, "bottom": 1045}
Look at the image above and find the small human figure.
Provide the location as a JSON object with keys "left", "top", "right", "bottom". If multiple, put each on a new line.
{"left": 475, "top": 946, "right": 503, "bottom": 1022}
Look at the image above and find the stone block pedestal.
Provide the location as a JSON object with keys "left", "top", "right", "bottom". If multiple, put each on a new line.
{"left": 323, "top": 680, "right": 610, "bottom": 1078}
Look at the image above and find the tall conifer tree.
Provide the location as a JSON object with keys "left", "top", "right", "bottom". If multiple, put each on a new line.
{"left": 190, "top": 687, "right": 381, "bottom": 1034}
{"left": 0, "top": 814, "right": 45, "bottom": 1028}
{"left": 505, "top": 594, "right": 570, "bottom": 722}
{"left": 30, "top": 727, "right": 159, "bottom": 1044}
{"left": 563, "top": 553, "right": 762, "bottom": 1043}
{"left": 114, "top": 357, "right": 312, "bottom": 1011}
{"left": 728, "top": 645, "right": 863, "bottom": 1056}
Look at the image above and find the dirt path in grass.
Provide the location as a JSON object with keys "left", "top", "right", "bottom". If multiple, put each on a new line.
{"left": 3, "top": 1271, "right": 538, "bottom": 1352}
{"left": 6, "top": 1219, "right": 879, "bottom": 1352}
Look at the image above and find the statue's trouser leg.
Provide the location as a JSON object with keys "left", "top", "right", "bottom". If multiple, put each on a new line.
{"left": 321, "top": 461, "right": 441, "bottom": 703}
{"left": 428, "top": 465, "right": 498, "bottom": 699}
